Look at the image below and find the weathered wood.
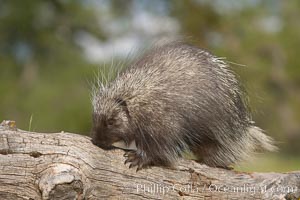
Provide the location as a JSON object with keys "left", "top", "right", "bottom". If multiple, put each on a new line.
{"left": 0, "top": 124, "right": 299, "bottom": 200}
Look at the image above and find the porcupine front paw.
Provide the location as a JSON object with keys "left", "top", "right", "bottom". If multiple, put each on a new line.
{"left": 124, "top": 150, "right": 151, "bottom": 172}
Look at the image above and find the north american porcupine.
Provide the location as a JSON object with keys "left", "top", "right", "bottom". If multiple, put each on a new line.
{"left": 91, "top": 41, "right": 277, "bottom": 171}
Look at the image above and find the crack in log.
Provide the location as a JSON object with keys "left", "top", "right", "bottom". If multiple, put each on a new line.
{"left": 0, "top": 149, "right": 13, "bottom": 155}
{"left": 285, "top": 192, "right": 300, "bottom": 200}
{"left": 29, "top": 151, "right": 43, "bottom": 158}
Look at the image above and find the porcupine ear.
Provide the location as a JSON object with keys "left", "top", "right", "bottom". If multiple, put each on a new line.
{"left": 116, "top": 98, "right": 130, "bottom": 119}
{"left": 116, "top": 98, "right": 127, "bottom": 107}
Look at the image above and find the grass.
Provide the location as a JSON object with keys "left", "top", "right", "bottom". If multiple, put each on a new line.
{"left": 28, "top": 114, "right": 33, "bottom": 132}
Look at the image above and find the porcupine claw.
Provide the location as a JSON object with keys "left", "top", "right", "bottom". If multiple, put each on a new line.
{"left": 124, "top": 150, "right": 147, "bottom": 171}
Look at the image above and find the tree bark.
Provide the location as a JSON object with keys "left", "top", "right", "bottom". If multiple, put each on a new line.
{"left": 0, "top": 122, "right": 299, "bottom": 200}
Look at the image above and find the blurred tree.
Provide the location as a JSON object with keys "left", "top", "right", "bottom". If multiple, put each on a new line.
{"left": 0, "top": 0, "right": 105, "bottom": 71}
{"left": 170, "top": 0, "right": 221, "bottom": 48}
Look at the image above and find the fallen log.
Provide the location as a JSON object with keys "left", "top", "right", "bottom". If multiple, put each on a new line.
{"left": 0, "top": 122, "right": 299, "bottom": 200}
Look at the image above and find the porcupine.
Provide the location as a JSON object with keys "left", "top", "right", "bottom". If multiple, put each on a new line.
{"left": 91, "top": 41, "right": 277, "bottom": 171}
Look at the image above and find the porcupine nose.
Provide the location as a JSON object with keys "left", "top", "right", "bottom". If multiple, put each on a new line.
{"left": 91, "top": 138, "right": 114, "bottom": 150}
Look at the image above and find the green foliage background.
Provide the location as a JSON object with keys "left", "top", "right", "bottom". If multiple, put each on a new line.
{"left": 0, "top": 0, "right": 299, "bottom": 171}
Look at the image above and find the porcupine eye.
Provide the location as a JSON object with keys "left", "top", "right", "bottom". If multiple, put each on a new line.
{"left": 107, "top": 118, "right": 115, "bottom": 126}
